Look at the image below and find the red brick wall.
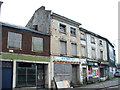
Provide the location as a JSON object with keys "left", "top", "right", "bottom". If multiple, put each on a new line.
{"left": 2, "top": 26, "right": 50, "bottom": 56}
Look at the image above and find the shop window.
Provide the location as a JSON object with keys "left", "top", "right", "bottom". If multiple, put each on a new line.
{"left": 8, "top": 32, "right": 22, "bottom": 49}
{"left": 16, "top": 63, "right": 36, "bottom": 87}
{"left": 71, "top": 43, "right": 77, "bottom": 56}
{"left": 100, "top": 68, "right": 105, "bottom": 77}
{"left": 60, "top": 41, "right": 67, "bottom": 55}
{"left": 70, "top": 27, "right": 76, "bottom": 36}
{"left": 59, "top": 24, "right": 66, "bottom": 33}
{"left": 88, "top": 66, "right": 92, "bottom": 75}
{"left": 32, "top": 37, "right": 43, "bottom": 53}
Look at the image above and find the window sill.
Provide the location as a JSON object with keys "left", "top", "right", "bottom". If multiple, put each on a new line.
{"left": 91, "top": 42, "right": 95, "bottom": 44}
{"left": 60, "top": 54, "right": 67, "bottom": 57}
{"left": 81, "top": 38, "right": 86, "bottom": 41}
{"left": 71, "top": 34, "right": 76, "bottom": 37}
{"left": 59, "top": 31, "right": 66, "bottom": 34}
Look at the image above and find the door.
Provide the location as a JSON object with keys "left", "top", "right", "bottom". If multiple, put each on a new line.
{"left": 2, "top": 61, "right": 13, "bottom": 89}
{"left": 72, "top": 65, "right": 77, "bottom": 85}
{"left": 83, "top": 68, "right": 87, "bottom": 84}
{"left": 37, "top": 64, "right": 44, "bottom": 88}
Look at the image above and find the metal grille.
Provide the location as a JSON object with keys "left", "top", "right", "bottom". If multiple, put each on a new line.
{"left": 16, "top": 64, "right": 36, "bottom": 87}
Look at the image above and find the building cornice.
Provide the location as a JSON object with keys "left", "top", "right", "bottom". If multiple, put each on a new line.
{"left": 51, "top": 12, "right": 81, "bottom": 27}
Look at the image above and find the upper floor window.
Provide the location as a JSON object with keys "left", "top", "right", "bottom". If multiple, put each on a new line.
{"left": 91, "top": 36, "right": 95, "bottom": 44}
{"left": 32, "top": 37, "right": 43, "bottom": 53}
{"left": 71, "top": 43, "right": 77, "bottom": 56}
{"left": 60, "top": 41, "right": 67, "bottom": 55}
{"left": 8, "top": 32, "right": 22, "bottom": 49}
{"left": 91, "top": 48, "right": 96, "bottom": 59}
{"left": 99, "top": 40, "right": 103, "bottom": 46}
{"left": 100, "top": 50, "right": 104, "bottom": 60}
{"left": 81, "top": 33, "right": 86, "bottom": 40}
{"left": 70, "top": 27, "right": 76, "bottom": 36}
{"left": 59, "top": 24, "right": 66, "bottom": 33}
{"left": 81, "top": 46, "right": 86, "bottom": 57}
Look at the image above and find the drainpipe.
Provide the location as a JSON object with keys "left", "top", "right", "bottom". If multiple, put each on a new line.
{"left": 85, "top": 33, "right": 89, "bottom": 81}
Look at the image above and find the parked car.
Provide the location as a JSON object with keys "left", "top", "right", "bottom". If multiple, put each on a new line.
{"left": 115, "top": 71, "right": 120, "bottom": 77}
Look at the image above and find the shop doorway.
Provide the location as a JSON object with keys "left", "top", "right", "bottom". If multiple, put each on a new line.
{"left": 72, "top": 64, "right": 79, "bottom": 85}
{"left": 83, "top": 68, "right": 87, "bottom": 84}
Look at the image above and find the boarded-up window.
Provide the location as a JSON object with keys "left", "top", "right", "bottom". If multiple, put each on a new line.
{"left": 81, "top": 46, "right": 86, "bottom": 57}
{"left": 71, "top": 43, "right": 77, "bottom": 56}
{"left": 8, "top": 32, "right": 22, "bottom": 49}
{"left": 32, "top": 37, "right": 43, "bottom": 52}
{"left": 60, "top": 41, "right": 67, "bottom": 55}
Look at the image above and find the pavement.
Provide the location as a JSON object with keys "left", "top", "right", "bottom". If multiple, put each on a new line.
{"left": 76, "top": 77, "right": 120, "bottom": 89}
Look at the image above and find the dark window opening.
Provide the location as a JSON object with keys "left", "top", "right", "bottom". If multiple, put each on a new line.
{"left": 59, "top": 24, "right": 66, "bottom": 33}
{"left": 70, "top": 27, "right": 76, "bottom": 36}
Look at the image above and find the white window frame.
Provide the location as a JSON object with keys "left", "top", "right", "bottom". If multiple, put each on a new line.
{"left": 81, "top": 46, "right": 86, "bottom": 57}
{"left": 81, "top": 33, "right": 86, "bottom": 40}
{"left": 100, "top": 50, "right": 104, "bottom": 60}
{"left": 91, "top": 36, "right": 95, "bottom": 44}
{"left": 91, "top": 48, "right": 96, "bottom": 59}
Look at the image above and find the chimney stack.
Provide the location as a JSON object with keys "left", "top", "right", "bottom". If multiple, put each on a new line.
{"left": 40, "top": 6, "right": 45, "bottom": 10}
{"left": 33, "top": 25, "right": 38, "bottom": 30}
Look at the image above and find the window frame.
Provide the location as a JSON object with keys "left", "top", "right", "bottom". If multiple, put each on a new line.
{"left": 7, "top": 32, "right": 22, "bottom": 50}
{"left": 81, "top": 45, "right": 86, "bottom": 57}
{"left": 81, "top": 32, "right": 86, "bottom": 40}
{"left": 60, "top": 40, "right": 67, "bottom": 55}
{"left": 70, "top": 27, "right": 76, "bottom": 36}
{"left": 32, "top": 36, "right": 43, "bottom": 53}
{"left": 99, "top": 39, "right": 103, "bottom": 46}
{"left": 71, "top": 43, "right": 77, "bottom": 56}
{"left": 100, "top": 50, "right": 104, "bottom": 60}
{"left": 59, "top": 23, "right": 66, "bottom": 34}
{"left": 91, "top": 48, "right": 96, "bottom": 59}
{"left": 91, "top": 36, "right": 95, "bottom": 44}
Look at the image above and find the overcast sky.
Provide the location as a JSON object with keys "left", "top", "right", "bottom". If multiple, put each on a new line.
{"left": 0, "top": 0, "right": 119, "bottom": 62}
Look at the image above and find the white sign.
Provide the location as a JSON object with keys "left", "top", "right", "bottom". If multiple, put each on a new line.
{"left": 52, "top": 56, "right": 80, "bottom": 62}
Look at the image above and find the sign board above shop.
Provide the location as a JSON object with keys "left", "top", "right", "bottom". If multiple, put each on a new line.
{"left": 52, "top": 56, "right": 80, "bottom": 63}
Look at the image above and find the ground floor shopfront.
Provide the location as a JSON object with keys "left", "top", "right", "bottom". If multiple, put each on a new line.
{"left": 87, "top": 61, "right": 100, "bottom": 83}
{"left": 51, "top": 56, "right": 82, "bottom": 87}
{"left": 108, "top": 66, "right": 116, "bottom": 79}
{"left": 1, "top": 59, "right": 51, "bottom": 89}
{"left": 100, "top": 62, "right": 109, "bottom": 81}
